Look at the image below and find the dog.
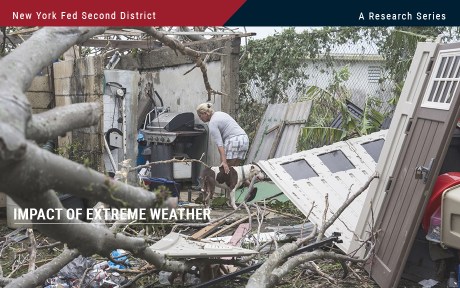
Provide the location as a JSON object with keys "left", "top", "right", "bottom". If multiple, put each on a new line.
{"left": 200, "top": 163, "right": 265, "bottom": 209}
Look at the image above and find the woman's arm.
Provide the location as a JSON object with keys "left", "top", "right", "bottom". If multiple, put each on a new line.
{"left": 217, "top": 145, "right": 230, "bottom": 174}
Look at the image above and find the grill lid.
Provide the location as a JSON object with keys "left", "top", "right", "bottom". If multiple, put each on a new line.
{"left": 146, "top": 112, "right": 194, "bottom": 132}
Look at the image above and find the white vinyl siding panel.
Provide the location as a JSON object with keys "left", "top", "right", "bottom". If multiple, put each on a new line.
{"left": 258, "top": 130, "right": 387, "bottom": 253}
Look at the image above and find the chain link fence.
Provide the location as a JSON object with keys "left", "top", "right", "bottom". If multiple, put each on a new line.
{"left": 243, "top": 41, "right": 395, "bottom": 113}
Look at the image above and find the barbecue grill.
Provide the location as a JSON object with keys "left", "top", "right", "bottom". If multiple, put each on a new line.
{"left": 141, "top": 112, "right": 206, "bottom": 183}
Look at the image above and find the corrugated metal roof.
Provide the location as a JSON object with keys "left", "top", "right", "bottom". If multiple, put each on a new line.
{"left": 246, "top": 101, "right": 312, "bottom": 163}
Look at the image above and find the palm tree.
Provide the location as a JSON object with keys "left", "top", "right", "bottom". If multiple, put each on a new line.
{"left": 298, "top": 84, "right": 386, "bottom": 151}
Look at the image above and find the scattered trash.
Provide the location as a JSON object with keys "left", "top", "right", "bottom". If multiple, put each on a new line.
{"left": 58, "top": 255, "right": 96, "bottom": 281}
{"left": 43, "top": 276, "right": 70, "bottom": 288}
{"left": 447, "top": 272, "right": 458, "bottom": 288}
{"left": 418, "top": 278, "right": 439, "bottom": 287}
{"left": 108, "top": 249, "right": 130, "bottom": 269}
{"left": 149, "top": 232, "right": 258, "bottom": 258}
{"left": 266, "top": 222, "right": 315, "bottom": 239}
{"left": 158, "top": 271, "right": 200, "bottom": 286}
{"left": 158, "top": 271, "right": 172, "bottom": 285}
{"left": 93, "top": 260, "right": 109, "bottom": 270}
{"left": 207, "top": 232, "right": 288, "bottom": 245}
{"left": 44, "top": 255, "right": 130, "bottom": 288}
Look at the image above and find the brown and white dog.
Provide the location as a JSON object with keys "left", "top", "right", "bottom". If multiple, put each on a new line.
{"left": 200, "top": 164, "right": 265, "bottom": 209}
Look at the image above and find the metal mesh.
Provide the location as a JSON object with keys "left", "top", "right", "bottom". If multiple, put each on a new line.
{"left": 244, "top": 42, "right": 395, "bottom": 113}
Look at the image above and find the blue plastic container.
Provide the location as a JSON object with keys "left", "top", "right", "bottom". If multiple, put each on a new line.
{"left": 142, "top": 177, "right": 180, "bottom": 197}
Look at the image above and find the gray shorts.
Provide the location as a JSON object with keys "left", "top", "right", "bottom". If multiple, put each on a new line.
{"left": 224, "top": 134, "right": 249, "bottom": 160}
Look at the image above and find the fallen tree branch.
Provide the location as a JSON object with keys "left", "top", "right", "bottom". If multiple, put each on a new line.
{"left": 120, "top": 269, "right": 156, "bottom": 288}
{"left": 17, "top": 242, "right": 62, "bottom": 254}
{"left": 304, "top": 261, "right": 336, "bottom": 285}
{"left": 317, "top": 172, "right": 379, "bottom": 241}
{"left": 5, "top": 248, "right": 80, "bottom": 288}
{"left": 270, "top": 249, "right": 370, "bottom": 285}
{"left": 27, "top": 190, "right": 188, "bottom": 273}
{"left": 246, "top": 226, "right": 317, "bottom": 288}
{"left": 27, "top": 229, "right": 37, "bottom": 272}
{"left": 0, "top": 28, "right": 106, "bottom": 161}
{"left": 136, "top": 27, "right": 227, "bottom": 101}
{"left": 1, "top": 142, "right": 162, "bottom": 210}
{"left": 131, "top": 156, "right": 211, "bottom": 172}
{"left": 26, "top": 102, "right": 102, "bottom": 142}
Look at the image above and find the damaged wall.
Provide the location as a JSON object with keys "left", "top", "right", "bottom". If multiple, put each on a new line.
{"left": 26, "top": 69, "right": 55, "bottom": 114}
{"left": 118, "top": 37, "right": 241, "bottom": 166}
{"left": 46, "top": 36, "right": 240, "bottom": 176}
{"left": 53, "top": 56, "right": 105, "bottom": 171}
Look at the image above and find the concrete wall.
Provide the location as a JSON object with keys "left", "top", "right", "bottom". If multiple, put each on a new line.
{"left": 26, "top": 71, "right": 54, "bottom": 114}
{"left": 28, "top": 37, "right": 241, "bottom": 179}
{"left": 53, "top": 56, "right": 105, "bottom": 171}
{"left": 102, "top": 70, "right": 140, "bottom": 183}
{"left": 119, "top": 37, "right": 241, "bottom": 166}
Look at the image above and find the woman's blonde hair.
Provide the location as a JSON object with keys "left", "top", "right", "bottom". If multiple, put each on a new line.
{"left": 196, "top": 102, "right": 214, "bottom": 115}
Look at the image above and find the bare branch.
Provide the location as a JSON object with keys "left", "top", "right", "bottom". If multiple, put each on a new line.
{"left": 1, "top": 27, "right": 105, "bottom": 94}
{"left": 27, "top": 229, "right": 37, "bottom": 272}
{"left": 120, "top": 269, "right": 156, "bottom": 288}
{"left": 17, "top": 242, "right": 62, "bottom": 254}
{"left": 183, "top": 46, "right": 224, "bottom": 76}
{"left": 317, "top": 173, "right": 378, "bottom": 241}
{"left": 136, "top": 27, "right": 227, "bottom": 101}
{"left": 178, "top": 27, "right": 206, "bottom": 41}
{"left": 131, "top": 156, "right": 211, "bottom": 172}
{"left": 317, "top": 194, "right": 329, "bottom": 241}
{"left": 0, "top": 28, "right": 106, "bottom": 167}
{"left": 304, "top": 261, "right": 337, "bottom": 285}
{"left": 246, "top": 226, "right": 317, "bottom": 288}
{"left": 5, "top": 248, "right": 80, "bottom": 288}
{"left": 0, "top": 142, "right": 161, "bottom": 209}
{"left": 26, "top": 103, "right": 102, "bottom": 142}
{"left": 271, "top": 249, "right": 369, "bottom": 283}
{"left": 27, "top": 190, "right": 187, "bottom": 273}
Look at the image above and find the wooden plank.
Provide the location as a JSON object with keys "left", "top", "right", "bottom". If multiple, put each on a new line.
{"left": 191, "top": 218, "right": 227, "bottom": 240}
{"left": 207, "top": 213, "right": 255, "bottom": 238}
{"left": 229, "top": 223, "right": 251, "bottom": 247}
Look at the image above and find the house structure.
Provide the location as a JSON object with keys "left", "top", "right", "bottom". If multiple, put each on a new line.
{"left": 21, "top": 34, "right": 242, "bottom": 178}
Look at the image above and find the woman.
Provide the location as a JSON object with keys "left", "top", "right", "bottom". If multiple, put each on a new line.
{"left": 196, "top": 103, "right": 249, "bottom": 174}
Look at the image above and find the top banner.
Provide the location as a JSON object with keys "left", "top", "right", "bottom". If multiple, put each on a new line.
{"left": 226, "top": 0, "right": 457, "bottom": 26}
{"left": 0, "top": 0, "right": 247, "bottom": 26}
{"left": 0, "top": 0, "right": 458, "bottom": 26}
